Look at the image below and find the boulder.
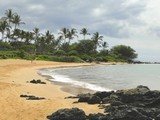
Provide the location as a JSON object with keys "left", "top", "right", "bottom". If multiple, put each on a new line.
{"left": 94, "top": 91, "right": 114, "bottom": 99}
{"left": 30, "top": 79, "right": 46, "bottom": 84}
{"left": 105, "top": 105, "right": 151, "bottom": 120}
{"left": 156, "top": 114, "right": 160, "bottom": 120}
{"left": 87, "top": 95, "right": 101, "bottom": 104}
{"left": 111, "top": 101, "right": 124, "bottom": 106}
{"left": 88, "top": 113, "right": 105, "bottom": 120}
{"left": 78, "top": 93, "right": 92, "bottom": 102}
{"left": 145, "top": 97, "right": 160, "bottom": 108}
{"left": 102, "top": 97, "right": 110, "bottom": 104}
{"left": 47, "top": 108, "right": 86, "bottom": 120}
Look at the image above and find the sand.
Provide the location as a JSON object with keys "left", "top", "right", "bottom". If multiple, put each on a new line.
{"left": 0, "top": 59, "right": 104, "bottom": 120}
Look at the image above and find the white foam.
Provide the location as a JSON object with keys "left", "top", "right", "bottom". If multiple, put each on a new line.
{"left": 39, "top": 69, "right": 111, "bottom": 92}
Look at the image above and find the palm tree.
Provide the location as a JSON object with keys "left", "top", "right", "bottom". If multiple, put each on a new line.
{"left": 37, "top": 36, "right": 45, "bottom": 54}
{"left": 12, "top": 14, "right": 25, "bottom": 29}
{"left": 33, "top": 27, "right": 40, "bottom": 54}
{"left": 102, "top": 42, "right": 108, "bottom": 50}
{"left": 45, "top": 30, "right": 55, "bottom": 45}
{"left": 91, "top": 32, "right": 103, "bottom": 49}
{"left": 80, "top": 28, "right": 90, "bottom": 40}
{"left": 24, "top": 31, "right": 33, "bottom": 44}
{"left": 67, "top": 28, "right": 78, "bottom": 43}
{"left": 58, "top": 28, "right": 69, "bottom": 43}
{"left": 19, "top": 30, "right": 26, "bottom": 42}
{"left": 5, "top": 9, "right": 14, "bottom": 26}
{"left": 0, "top": 20, "right": 10, "bottom": 41}
{"left": 11, "top": 28, "right": 21, "bottom": 41}
{"left": 33, "top": 28, "right": 40, "bottom": 44}
{"left": 33, "top": 27, "right": 40, "bottom": 39}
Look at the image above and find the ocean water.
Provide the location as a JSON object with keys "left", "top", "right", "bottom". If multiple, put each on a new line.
{"left": 39, "top": 64, "right": 160, "bottom": 91}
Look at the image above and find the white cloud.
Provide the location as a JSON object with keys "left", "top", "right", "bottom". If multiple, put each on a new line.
{"left": 0, "top": 0, "right": 160, "bottom": 61}
{"left": 28, "top": 4, "right": 45, "bottom": 11}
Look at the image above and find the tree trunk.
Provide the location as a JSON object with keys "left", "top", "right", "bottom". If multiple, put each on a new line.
{"left": 15, "top": 24, "right": 17, "bottom": 30}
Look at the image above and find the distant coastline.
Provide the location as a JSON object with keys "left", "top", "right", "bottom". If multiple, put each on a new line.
{"left": 133, "top": 61, "right": 160, "bottom": 64}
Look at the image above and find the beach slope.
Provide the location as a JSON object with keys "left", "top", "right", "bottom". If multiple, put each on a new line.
{"left": 0, "top": 59, "right": 103, "bottom": 120}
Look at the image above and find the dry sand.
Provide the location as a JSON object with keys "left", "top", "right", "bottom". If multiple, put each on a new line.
{"left": 0, "top": 59, "right": 104, "bottom": 120}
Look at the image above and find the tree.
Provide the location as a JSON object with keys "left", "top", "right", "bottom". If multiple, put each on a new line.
{"left": 91, "top": 32, "right": 103, "bottom": 50}
{"left": 33, "top": 27, "right": 40, "bottom": 39}
{"left": 12, "top": 14, "right": 24, "bottom": 29}
{"left": 24, "top": 31, "right": 33, "bottom": 44}
{"left": 80, "top": 28, "right": 90, "bottom": 40}
{"left": 37, "top": 36, "right": 47, "bottom": 54}
{"left": 0, "top": 20, "right": 10, "bottom": 41}
{"left": 58, "top": 28, "right": 69, "bottom": 43}
{"left": 110, "top": 45, "right": 137, "bottom": 61}
{"left": 76, "top": 40, "right": 96, "bottom": 54}
{"left": 45, "top": 30, "right": 54, "bottom": 45}
{"left": 102, "top": 42, "right": 108, "bottom": 50}
{"left": 5, "top": 9, "right": 14, "bottom": 26}
{"left": 5, "top": 9, "right": 15, "bottom": 39}
{"left": 67, "top": 28, "right": 78, "bottom": 44}
{"left": 33, "top": 27, "right": 40, "bottom": 53}
{"left": 11, "top": 28, "right": 21, "bottom": 41}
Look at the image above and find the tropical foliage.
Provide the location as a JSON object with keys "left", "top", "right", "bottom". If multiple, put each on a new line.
{"left": 0, "top": 9, "right": 137, "bottom": 62}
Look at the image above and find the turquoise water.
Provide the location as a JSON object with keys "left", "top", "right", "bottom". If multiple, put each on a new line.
{"left": 40, "top": 64, "right": 160, "bottom": 91}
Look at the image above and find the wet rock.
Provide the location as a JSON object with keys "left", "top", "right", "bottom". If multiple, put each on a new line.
{"left": 105, "top": 105, "right": 151, "bottom": 120}
{"left": 110, "top": 101, "right": 124, "bottom": 106}
{"left": 156, "top": 114, "right": 160, "bottom": 120}
{"left": 87, "top": 95, "right": 101, "bottom": 104}
{"left": 78, "top": 93, "right": 92, "bottom": 102}
{"left": 65, "top": 96, "right": 79, "bottom": 99}
{"left": 94, "top": 91, "right": 114, "bottom": 99}
{"left": 20, "top": 94, "right": 45, "bottom": 100}
{"left": 20, "top": 94, "right": 28, "bottom": 97}
{"left": 47, "top": 108, "right": 86, "bottom": 120}
{"left": 145, "top": 97, "right": 160, "bottom": 108}
{"left": 53, "top": 86, "right": 160, "bottom": 120}
{"left": 30, "top": 79, "right": 46, "bottom": 84}
{"left": 117, "top": 85, "right": 150, "bottom": 95}
{"left": 102, "top": 97, "right": 110, "bottom": 104}
{"left": 88, "top": 113, "right": 105, "bottom": 120}
{"left": 26, "top": 96, "right": 45, "bottom": 100}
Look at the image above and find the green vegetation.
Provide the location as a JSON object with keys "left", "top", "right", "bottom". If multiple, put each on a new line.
{"left": 0, "top": 9, "right": 138, "bottom": 63}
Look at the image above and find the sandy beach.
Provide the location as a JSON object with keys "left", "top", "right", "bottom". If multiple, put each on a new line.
{"left": 0, "top": 59, "right": 105, "bottom": 120}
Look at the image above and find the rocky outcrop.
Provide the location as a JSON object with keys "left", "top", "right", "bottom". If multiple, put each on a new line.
{"left": 20, "top": 94, "right": 45, "bottom": 100}
{"left": 87, "top": 95, "right": 101, "bottom": 104}
{"left": 29, "top": 79, "right": 46, "bottom": 84}
{"left": 47, "top": 86, "right": 160, "bottom": 120}
{"left": 47, "top": 108, "right": 86, "bottom": 120}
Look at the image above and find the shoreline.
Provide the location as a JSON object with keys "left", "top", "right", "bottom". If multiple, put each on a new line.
{"left": 39, "top": 73, "right": 95, "bottom": 95}
{"left": 0, "top": 59, "right": 111, "bottom": 120}
{"left": 38, "top": 62, "right": 126, "bottom": 95}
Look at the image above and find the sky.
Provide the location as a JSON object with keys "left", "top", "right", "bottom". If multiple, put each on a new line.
{"left": 0, "top": 0, "right": 160, "bottom": 62}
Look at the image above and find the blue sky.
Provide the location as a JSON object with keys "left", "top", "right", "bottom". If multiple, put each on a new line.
{"left": 0, "top": 0, "right": 160, "bottom": 62}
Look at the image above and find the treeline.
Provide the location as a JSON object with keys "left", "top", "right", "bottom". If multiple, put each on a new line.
{"left": 0, "top": 9, "right": 137, "bottom": 62}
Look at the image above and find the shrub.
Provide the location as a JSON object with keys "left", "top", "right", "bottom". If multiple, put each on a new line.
{"left": 79, "top": 54, "right": 94, "bottom": 62}
{"left": 110, "top": 45, "right": 137, "bottom": 61}
{"left": 52, "top": 56, "right": 83, "bottom": 63}
{"left": 68, "top": 50, "right": 78, "bottom": 56}
{"left": 0, "top": 51, "right": 18, "bottom": 59}
{"left": 16, "top": 50, "right": 27, "bottom": 59}
{"left": 0, "top": 41, "right": 12, "bottom": 51}
{"left": 36, "top": 55, "right": 53, "bottom": 61}
{"left": 36, "top": 55, "right": 83, "bottom": 63}
{"left": 99, "top": 49, "right": 109, "bottom": 56}
{"left": 53, "top": 50, "right": 66, "bottom": 56}
{"left": 95, "top": 57, "right": 104, "bottom": 62}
